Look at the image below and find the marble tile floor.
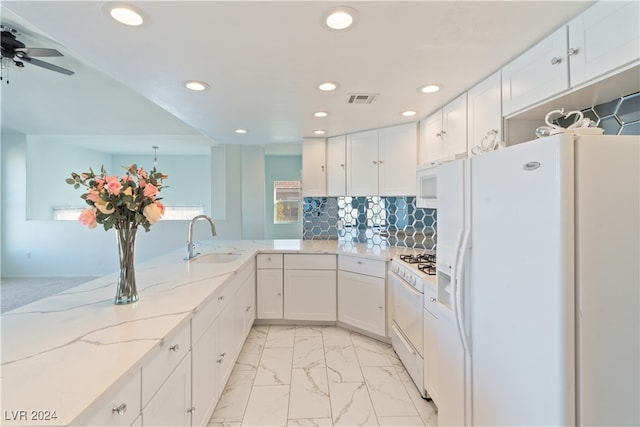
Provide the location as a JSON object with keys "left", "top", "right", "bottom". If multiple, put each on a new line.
{"left": 208, "top": 325, "right": 438, "bottom": 427}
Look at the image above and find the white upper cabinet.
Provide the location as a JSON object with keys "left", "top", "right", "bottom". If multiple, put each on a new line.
{"left": 346, "top": 129, "right": 380, "bottom": 196}
{"left": 347, "top": 124, "right": 417, "bottom": 196}
{"left": 568, "top": 1, "right": 640, "bottom": 87}
{"left": 503, "top": 0, "right": 640, "bottom": 117}
{"left": 301, "top": 138, "right": 326, "bottom": 196}
{"left": 419, "top": 112, "right": 444, "bottom": 165}
{"left": 419, "top": 94, "right": 467, "bottom": 165}
{"left": 467, "top": 71, "right": 502, "bottom": 156}
{"left": 502, "top": 26, "right": 568, "bottom": 116}
{"left": 327, "top": 135, "right": 347, "bottom": 196}
{"left": 442, "top": 94, "right": 468, "bottom": 158}
{"left": 378, "top": 122, "right": 418, "bottom": 196}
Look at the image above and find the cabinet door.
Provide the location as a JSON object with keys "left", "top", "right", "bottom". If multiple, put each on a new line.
{"left": 442, "top": 93, "right": 467, "bottom": 159}
{"left": 77, "top": 369, "right": 141, "bottom": 427}
{"left": 217, "top": 302, "right": 237, "bottom": 393}
{"left": 378, "top": 123, "right": 417, "bottom": 196}
{"left": 284, "top": 269, "right": 337, "bottom": 321}
{"left": 467, "top": 71, "right": 502, "bottom": 156}
{"left": 568, "top": 1, "right": 640, "bottom": 87}
{"left": 302, "top": 138, "right": 326, "bottom": 196}
{"left": 419, "top": 111, "right": 443, "bottom": 165}
{"left": 423, "top": 308, "right": 439, "bottom": 405}
{"left": 240, "top": 270, "right": 256, "bottom": 336}
{"left": 347, "top": 129, "right": 379, "bottom": 196}
{"left": 142, "top": 354, "right": 191, "bottom": 427}
{"left": 191, "top": 319, "right": 219, "bottom": 427}
{"left": 338, "top": 270, "right": 386, "bottom": 336}
{"left": 327, "top": 135, "right": 347, "bottom": 196}
{"left": 256, "top": 269, "right": 283, "bottom": 319}
{"left": 502, "top": 26, "right": 568, "bottom": 116}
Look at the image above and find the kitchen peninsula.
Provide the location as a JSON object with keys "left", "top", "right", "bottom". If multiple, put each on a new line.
{"left": 1, "top": 240, "right": 418, "bottom": 427}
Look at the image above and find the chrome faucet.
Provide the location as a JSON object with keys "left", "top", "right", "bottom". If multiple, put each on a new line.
{"left": 186, "top": 215, "right": 217, "bottom": 260}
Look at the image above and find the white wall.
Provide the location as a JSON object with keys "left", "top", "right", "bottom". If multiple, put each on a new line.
{"left": 0, "top": 134, "right": 261, "bottom": 277}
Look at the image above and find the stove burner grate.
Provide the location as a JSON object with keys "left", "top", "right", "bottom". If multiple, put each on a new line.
{"left": 417, "top": 262, "right": 436, "bottom": 275}
{"left": 399, "top": 253, "right": 436, "bottom": 264}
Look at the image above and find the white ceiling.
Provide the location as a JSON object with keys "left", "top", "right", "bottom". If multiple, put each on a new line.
{"left": 1, "top": 1, "right": 595, "bottom": 153}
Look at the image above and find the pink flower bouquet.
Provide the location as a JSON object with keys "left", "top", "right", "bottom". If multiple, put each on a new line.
{"left": 66, "top": 164, "right": 168, "bottom": 232}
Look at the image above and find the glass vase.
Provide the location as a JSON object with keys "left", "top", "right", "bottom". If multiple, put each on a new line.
{"left": 115, "top": 224, "right": 139, "bottom": 305}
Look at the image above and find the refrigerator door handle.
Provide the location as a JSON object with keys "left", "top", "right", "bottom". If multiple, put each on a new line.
{"left": 454, "top": 229, "right": 472, "bottom": 355}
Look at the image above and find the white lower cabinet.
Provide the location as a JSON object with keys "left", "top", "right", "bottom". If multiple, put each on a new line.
{"left": 257, "top": 254, "right": 284, "bottom": 319}
{"left": 337, "top": 255, "right": 386, "bottom": 336}
{"left": 423, "top": 284, "right": 439, "bottom": 405}
{"left": 75, "top": 368, "right": 141, "bottom": 426}
{"left": 191, "top": 318, "right": 220, "bottom": 427}
{"left": 141, "top": 321, "right": 191, "bottom": 409}
{"left": 284, "top": 254, "right": 337, "bottom": 321}
{"left": 142, "top": 353, "right": 191, "bottom": 427}
{"left": 236, "top": 268, "right": 257, "bottom": 341}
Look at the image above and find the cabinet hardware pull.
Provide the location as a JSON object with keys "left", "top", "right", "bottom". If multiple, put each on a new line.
{"left": 568, "top": 47, "right": 579, "bottom": 56}
{"left": 216, "top": 358, "right": 224, "bottom": 364}
{"left": 169, "top": 344, "right": 180, "bottom": 352}
{"left": 357, "top": 261, "right": 363, "bottom": 264}
{"left": 187, "top": 407, "right": 196, "bottom": 413}
{"left": 378, "top": 305, "right": 383, "bottom": 310}
{"left": 372, "top": 160, "right": 378, "bottom": 165}
{"left": 218, "top": 296, "right": 225, "bottom": 301}
{"left": 378, "top": 160, "right": 383, "bottom": 164}
{"left": 340, "top": 164, "right": 345, "bottom": 168}
{"left": 440, "top": 130, "right": 446, "bottom": 135}
{"left": 277, "top": 292, "right": 282, "bottom": 296}
{"left": 550, "top": 57, "right": 562, "bottom": 65}
{"left": 267, "top": 257, "right": 271, "bottom": 261}
{"left": 245, "top": 305, "right": 251, "bottom": 312}
{"left": 112, "top": 403, "right": 127, "bottom": 415}
{"left": 321, "top": 165, "right": 325, "bottom": 171}
{"left": 430, "top": 297, "right": 436, "bottom": 302}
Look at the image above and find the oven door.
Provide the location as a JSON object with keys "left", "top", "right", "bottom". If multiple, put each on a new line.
{"left": 389, "top": 270, "right": 423, "bottom": 357}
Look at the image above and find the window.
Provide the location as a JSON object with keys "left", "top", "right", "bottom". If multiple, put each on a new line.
{"left": 274, "top": 180, "right": 301, "bottom": 224}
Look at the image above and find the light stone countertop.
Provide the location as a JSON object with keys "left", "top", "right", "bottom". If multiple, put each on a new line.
{"left": 0, "top": 239, "right": 422, "bottom": 426}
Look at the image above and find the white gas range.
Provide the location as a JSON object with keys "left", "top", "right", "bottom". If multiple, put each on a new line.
{"left": 388, "top": 253, "right": 436, "bottom": 398}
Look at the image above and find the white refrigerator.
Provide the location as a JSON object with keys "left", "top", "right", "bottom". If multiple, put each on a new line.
{"left": 435, "top": 133, "right": 639, "bottom": 426}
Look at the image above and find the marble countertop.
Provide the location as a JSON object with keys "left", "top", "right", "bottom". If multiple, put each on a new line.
{"left": 0, "top": 239, "right": 422, "bottom": 426}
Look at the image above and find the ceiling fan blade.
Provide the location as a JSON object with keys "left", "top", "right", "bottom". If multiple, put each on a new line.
{"left": 21, "top": 56, "right": 74, "bottom": 76}
{"left": 17, "top": 47, "right": 63, "bottom": 57}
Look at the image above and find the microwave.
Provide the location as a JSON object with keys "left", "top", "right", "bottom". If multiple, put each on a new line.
{"left": 416, "top": 163, "right": 438, "bottom": 209}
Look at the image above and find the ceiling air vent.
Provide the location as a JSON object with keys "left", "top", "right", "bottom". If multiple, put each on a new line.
{"left": 346, "top": 93, "right": 378, "bottom": 104}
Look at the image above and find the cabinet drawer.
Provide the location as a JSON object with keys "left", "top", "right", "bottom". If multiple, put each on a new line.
{"left": 424, "top": 284, "right": 438, "bottom": 317}
{"left": 257, "top": 253, "right": 283, "bottom": 269}
{"left": 76, "top": 368, "right": 141, "bottom": 426}
{"left": 192, "top": 285, "right": 231, "bottom": 344}
{"left": 338, "top": 255, "right": 386, "bottom": 278}
{"left": 142, "top": 322, "right": 191, "bottom": 407}
{"left": 284, "top": 254, "right": 336, "bottom": 270}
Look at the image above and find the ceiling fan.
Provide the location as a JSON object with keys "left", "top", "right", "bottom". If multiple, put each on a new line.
{"left": 1, "top": 25, "right": 74, "bottom": 76}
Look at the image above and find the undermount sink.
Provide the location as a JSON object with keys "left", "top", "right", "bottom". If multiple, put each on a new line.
{"left": 191, "top": 252, "right": 242, "bottom": 264}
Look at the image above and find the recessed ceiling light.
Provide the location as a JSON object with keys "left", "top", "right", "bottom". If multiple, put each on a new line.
{"left": 184, "top": 80, "right": 209, "bottom": 91}
{"left": 110, "top": 6, "right": 144, "bottom": 26}
{"left": 318, "top": 82, "right": 337, "bottom": 91}
{"left": 314, "top": 111, "right": 329, "bottom": 118}
{"left": 313, "top": 130, "right": 326, "bottom": 135}
{"left": 235, "top": 129, "right": 248, "bottom": 134}
{"left": 419, "top": 84, "right": 441, "bottom": 94}
{"left": 324, "top": 6, "right": 359, "bottom": 30}
{"left": 402, "top": 110, "right": 417, "bottom": 117}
